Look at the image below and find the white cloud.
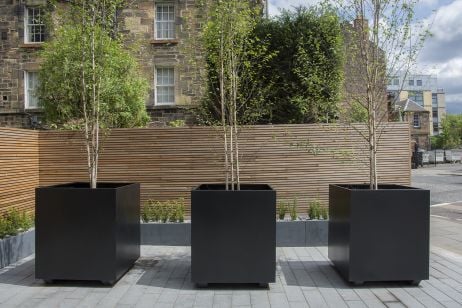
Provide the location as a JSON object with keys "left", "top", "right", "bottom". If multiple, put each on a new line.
{"left": 269, "top": 0, "right": 462, "bottom": 113}
{"left": 416, "top": 0, "right": 462, "bottom": 113}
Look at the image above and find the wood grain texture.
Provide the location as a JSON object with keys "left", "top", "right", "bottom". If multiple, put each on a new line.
{"left": 38, "top": 123, "right": 411, "bottom": 215}
{"left": 0, "top": 128, "right": 39, "bottom": 215}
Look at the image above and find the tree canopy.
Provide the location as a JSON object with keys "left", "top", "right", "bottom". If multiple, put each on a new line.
{"left": 195, "top": 5, "right": 344, "bottom": 125}
{"left": 255, "top": 6, "right": 344, "bottom": 124}
{"left": 432, "top": 114, "right": 462, "bottom": 149}
{"left": 37, "top": 24, "right": 150, "bottom": 129}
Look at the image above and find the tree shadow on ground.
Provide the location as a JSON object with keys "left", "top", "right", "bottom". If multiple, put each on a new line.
{"left": 136, "top": 255, "right": 269, "bottom": 291}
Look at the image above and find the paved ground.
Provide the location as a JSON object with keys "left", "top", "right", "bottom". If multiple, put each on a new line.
{"left": 0, "top": 165, "right": 461, "bottom": 307}
{"left": 412, "top": 164, "right": 462, "bottom": 206}
{"left": 0, "top": 240, "right": 462, "bottom": 308}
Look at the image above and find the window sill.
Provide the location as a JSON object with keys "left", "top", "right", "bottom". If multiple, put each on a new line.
{"left": 19, "top": 43, "right": 44, "bottom": 48}
{"left": 150, "top": 39, "right": 179, "bottom": 45}
{"left": 148, "top": 104, "right": 177, "bottom": 109}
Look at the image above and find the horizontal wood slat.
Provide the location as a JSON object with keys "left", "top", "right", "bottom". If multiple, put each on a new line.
{"left": 0, "top": 128, "right": 39, "bottom": 215}
{"left": 37, "top": 123, "right": 411, "bottom": 215}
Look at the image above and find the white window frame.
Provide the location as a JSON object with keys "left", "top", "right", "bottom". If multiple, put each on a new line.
{"left": 416, "top": 80, "right": 422, "bottom": 86}
{"left": 154, "top": 3, "right": 175, "bottom": 40}
{"left": 155, "top": 67, "right": 175, "bottom": 106}
{"left": 24, "top": 6, "right": 45, "bottom": 44}
{"left": 413, "top": 113, "right": 420, "bottom": 128}
{"left": 24, "top": 71, "right": 40, "bottom": 109}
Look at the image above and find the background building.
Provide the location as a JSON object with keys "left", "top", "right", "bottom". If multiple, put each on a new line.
{"left": 393, "top": 98, "right": 431, "bottom": 149}
{"left": 387, "top": 74, "right": 446, "bottom": 136}
{"left": 0, "top": 0, "right": 267, "bottom": 128}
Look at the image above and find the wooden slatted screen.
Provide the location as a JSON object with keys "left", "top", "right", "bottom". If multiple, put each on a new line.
{"left": 0, "top": 128, "right": 39, "bottom": 215}
{"left": 38, "top": 123, "right": 411, "bottom": 215}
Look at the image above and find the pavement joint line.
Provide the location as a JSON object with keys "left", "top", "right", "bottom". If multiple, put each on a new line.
{"left": 431, "top": 245, "right": 462, "bottom": 262}
{"left": 431, "top": 201, "right": 462, "bottom": 207}
{"left": 431, "top": 215, "right": 452, "bottom": 220}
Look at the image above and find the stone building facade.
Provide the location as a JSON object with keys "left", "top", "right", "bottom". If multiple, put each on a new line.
{"left": 0, "top": 0, "right": 267, "bottom": 128}
{"left": 0, "top": 0, "right": 44, "bottom": 128}
{"left": 393, "top": 98, "right": 431, "bottom": 150}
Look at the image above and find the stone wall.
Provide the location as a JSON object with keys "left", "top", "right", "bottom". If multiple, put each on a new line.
{"left": 118, "top": 0, "right": 206, "bottom": 109}
{"left": 405, "top": 111, "right": 431, "bottom": 150}
{"left": 0, "top": 0, "right": 207, "bottom": 128}
{"left": 0, "top": 0, "right": 44, "bottom": 128}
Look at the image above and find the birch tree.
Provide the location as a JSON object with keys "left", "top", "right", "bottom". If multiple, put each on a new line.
{"left": 38, "top": 0, "right": 149, "bottom": 188}
{"left": 202, "top": 0, "right": 262, "bottom": 190}
{"left": 339, "top": 0, "right": 430, "bottom": 189}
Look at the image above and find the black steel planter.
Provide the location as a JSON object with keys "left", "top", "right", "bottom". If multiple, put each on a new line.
{"left": 328, "top": 184, "right": 430, "bottom": 285}
{"left": 35, "top": 182, "right": 140, "bottom": 285}
{"left": 191, "top": 184, "right": 276, "bottom": 286}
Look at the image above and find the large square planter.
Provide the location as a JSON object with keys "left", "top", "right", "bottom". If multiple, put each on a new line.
{"left": 35, "top": 182, "right": 140, "bottom": 285}
{"left": 328, "top": 184, "right": 430, "bottom": 285}
{"left": 191, "top": 184, "right": 276, "bottom": 285}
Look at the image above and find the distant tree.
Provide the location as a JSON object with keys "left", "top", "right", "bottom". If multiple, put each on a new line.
{"left": 37, "top": 0, "right": 149, "bottom": 188}
{"left": 432, "top": 115, "right": 462, "bottom": 149}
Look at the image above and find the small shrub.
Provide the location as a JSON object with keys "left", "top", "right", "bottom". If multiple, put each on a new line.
{"left": 0, "top": 209, "right": 34, "bottom": 239}
{"left": 151, "top": 202, "right": 161, "bottom": 222}
{"left": 277, "top": 201, "right": 288, "bottom": 220}
{"left": 169, "top": 202, "right": 178, "bottom": 223}
{"left": 168, "top": 120, "right": 186, "bottom": 127}
{"left": 141, "top": 204, "right": 151, "bottom": 223}
{"left": 289, "top": 198, "right": 298, "bottom": 221}
{"left": 320, "top": 206, "right": 329, "bottom": 220}
{"left": 142, "top": 198, "right": 186, "bottom": 223}
{"left": 160, "top": 204, "right": 169, "bottom": 223}
{"left": 177, "top": 198, "right": 185, "bottom": 223}
{"left": 308, "top": 200, "right": 322, "bottom": 220}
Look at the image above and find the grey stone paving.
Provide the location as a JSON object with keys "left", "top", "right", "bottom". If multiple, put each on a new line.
{"left": 0, "top": 217, "right": 460, "bottom": 307}
{"left": 412, "top": 164, "right": 462, "bottom": 205}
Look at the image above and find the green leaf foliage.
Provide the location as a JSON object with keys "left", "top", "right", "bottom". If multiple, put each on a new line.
{"left": 196, "top": 5, "right": 344, "bottom": 125}
{"left": 432, "top": 114, "right": 462, "bottom": 149}
{"left": 141, "top": 199, "right": 186, "bottom": 223}
{"left": 0, "top": 210, "right": 34, "bottom": 239}
{"left": 254, "top": 6, "right": 344, "bottom": 124}
{"left": 37, "top": 24, "right": 150, "bottom": 129}
{"left": 195, "top": 0, "right": 275, "bottom": 125}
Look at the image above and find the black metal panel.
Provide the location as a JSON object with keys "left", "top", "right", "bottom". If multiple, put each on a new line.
{"left": 191, "top": 184, "right": 276, "bottom": 284}
{"left": 328, "top": 184, "right": 430, "bottom": 285}
{"left": 35, "top": 182, "right": 140, "bottom": 285}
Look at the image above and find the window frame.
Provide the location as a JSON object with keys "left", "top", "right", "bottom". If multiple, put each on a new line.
{"left": 154, "top": 67, "right": 175, "bottom": 106}
{"left": 154, "top": 3, "right": 176, "bottom": 40}
{"left": 413, "top": 113, "right": 420, "bottom": 128}
{"left": 24, "top": 6, "right": 46, "bottom": 44}
{"left": 24, "top": 71, "right": 40, "bottom": 109}
{"left": 416, "top": 80, "right": 422, "bottom": 86}
{"left": 408, "top": 79, "right": 415, "bottom": 86}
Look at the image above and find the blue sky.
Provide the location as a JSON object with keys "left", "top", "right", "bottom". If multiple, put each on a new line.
{"left": 269, "top": 0, "right": 462, "bottom": 114}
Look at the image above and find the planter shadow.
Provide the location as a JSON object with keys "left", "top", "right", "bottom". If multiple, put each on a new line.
{"left": 281, "top": 261, "right": 423, "bottom": 289}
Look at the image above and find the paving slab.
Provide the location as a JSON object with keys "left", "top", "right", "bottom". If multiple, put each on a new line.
{"left": 0, "top": 217, "right": 460, "bottom": 307}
